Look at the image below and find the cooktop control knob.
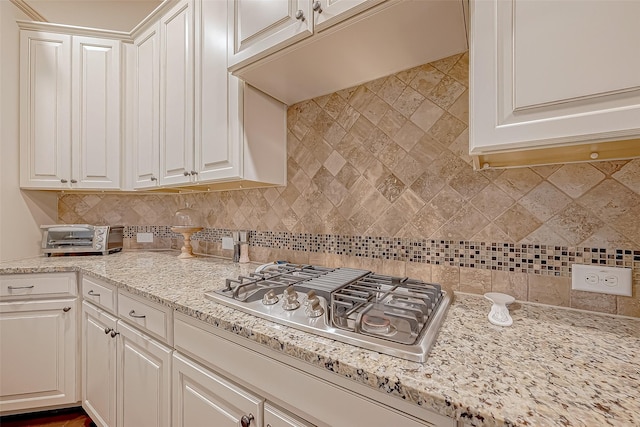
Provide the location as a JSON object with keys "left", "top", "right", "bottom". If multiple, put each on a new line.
{"left": 282, "top": 285, "right": 300, "bottom": 310}
{"left": 304, "top": 290, "right": 317, "bottom": 306}
{"left": 262, "top": 289, "right": 279, "bottom": 305}
{"left": 305, "top": 295, "right": 324, "bottom": 318}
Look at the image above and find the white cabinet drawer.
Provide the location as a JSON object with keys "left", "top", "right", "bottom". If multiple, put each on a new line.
{"left": 82, "top": 275, "right": 117, "bottom": 314}
{"left": 0, "top": 273, "right": 76, "bottom": 298}
{"left": 118, "top": 291, "right": 172, "bottom": 344}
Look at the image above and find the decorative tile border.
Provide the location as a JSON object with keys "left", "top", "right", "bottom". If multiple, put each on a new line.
{"left": 124, "top": 226, "right": 639, "bottom": 276}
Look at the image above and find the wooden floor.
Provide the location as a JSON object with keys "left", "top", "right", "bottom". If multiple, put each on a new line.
{"left": 0, "top": 408, "right": 94, "bottom": 427}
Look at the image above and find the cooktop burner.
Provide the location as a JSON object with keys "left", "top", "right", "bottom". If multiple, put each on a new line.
{"left": 204, "top": 263, "right": 450, "bottom": 362}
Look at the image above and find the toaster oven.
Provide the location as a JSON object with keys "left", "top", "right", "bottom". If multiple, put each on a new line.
{"left": 41, "top": 224, "right": 124, "bottom": 256}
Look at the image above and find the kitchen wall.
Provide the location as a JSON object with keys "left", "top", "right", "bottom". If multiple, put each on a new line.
{"left": 59, "top": 52, "right": 640, "bottom": 317}
{"left": 0, "top": 1, "right": 58, "bottom": 262}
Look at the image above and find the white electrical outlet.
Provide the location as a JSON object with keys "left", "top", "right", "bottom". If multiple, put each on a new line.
{"left": 136, "top": 232, "right": 154, "bottom": 243}
{"left": 222, "top": 236, "right": 234, "bottom": 250}
{"left": 571, "top": 264, "right": 632, "bottom": 296}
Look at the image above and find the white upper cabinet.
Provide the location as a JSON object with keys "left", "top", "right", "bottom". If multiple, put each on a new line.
{"left": 313, "top": 0, "right": 385, "bottom": 31}
{"left": 195, "top": 0, "right": 239, "bottom": 182}
{"left": 129, "top": 0, "right": 287, "bottom": 190}
{"left": 159, "top": 0, "right": 195, "bottom": 187}
{"left": 470, "top": 0, "right": 640, "bottom": 168}
{"left": 20, "top": 28, "right": 122, "bottom": 190}
{"left": 227, "top": 0, "right": 313, "bottom": 70}
{"left": 72, "top": 36, "right": 121, "bottom": 189}
{"left": 132, "top": 23, "right": 161, "bottom": 189}
{"left": 229, "top": 0, "right": 468, "bottom": 105}
{"left": 20, "top": 31, "right": 71, "bottom": 189}
{"left": 227, "top": 0, "right": 388, "bottom": 69}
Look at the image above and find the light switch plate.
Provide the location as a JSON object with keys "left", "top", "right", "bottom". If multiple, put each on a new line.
{"left": 571, "top": 264, "right": 632, "bottom": 296}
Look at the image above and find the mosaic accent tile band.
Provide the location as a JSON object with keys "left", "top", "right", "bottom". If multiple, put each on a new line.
{"left": 125, "top": 226, "right": 639, "bottom": 276}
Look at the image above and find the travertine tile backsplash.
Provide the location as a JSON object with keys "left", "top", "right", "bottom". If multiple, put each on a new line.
{"left": 58, "top": 52, "right": 640, "bottom": 317}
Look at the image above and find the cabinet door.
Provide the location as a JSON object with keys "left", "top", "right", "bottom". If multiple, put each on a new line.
{"left": 264, "top": 403, "right": 315, "bottom": 427}
{"left": 470, "top": 0, "right": 640, "bottom": 155}
{"left": 82, "top": 302, "right": 117, "bottom": 427}
{"left": 159, "top": 0, "right": 195, "bottom": 186}
{"left": 133, "top": 24, "right": 161, "bottom": 189}
{"left": 194, "top": 0, "right": 241, "bottom": 182}
{"left": 72, "top": 36, "right": 121, "bottom": 189}
{"left": 313, "top": 0, "right": 385, "bottom": 31}
{"left": 228, "top": 0, "right": 313, "bottom": 70}
{"left": 117, "top": 320, "right": 171, "bottom": 427}
{"left": 0, "top": 299, "right": 78, "bottom": 412}
{"left": 172, "top": 352, "right": 263, "bottom": 427}
{"left": 19, "top": 30, "right": 72, "bottom": 189}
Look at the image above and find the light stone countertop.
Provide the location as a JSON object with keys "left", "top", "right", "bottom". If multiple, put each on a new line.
{"left": 1, "top": 251, "right": 639, "bottom": 427}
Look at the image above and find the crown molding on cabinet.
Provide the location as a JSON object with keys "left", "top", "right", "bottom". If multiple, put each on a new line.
{"left": 10, "top": 0, "right": 47, "bottom": 22}
{"left": 129, "top": 0, "right": 179, "bottom": 39}
{"left": 17, "top": 20, "right": 131, "bottom": 40}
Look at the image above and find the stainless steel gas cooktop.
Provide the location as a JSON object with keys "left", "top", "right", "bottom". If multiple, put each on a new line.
{"left": 204, "top": 263, "right": 450, "bottom": 362}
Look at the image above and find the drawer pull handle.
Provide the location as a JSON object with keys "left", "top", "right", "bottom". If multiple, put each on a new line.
{"left": 240, "top": 414, "right": 254, "bottom": 427}
{"left": 88, "top": 290, "right": 101, "bottom": 297}
{"left": 7, "top": 285, "right": 35, "bottom": 290}
{"left": 129, "top": 309, "right": 146, "bottom": 319}
{"left": 63, "top": 306, "right": 72, "bottom": 312}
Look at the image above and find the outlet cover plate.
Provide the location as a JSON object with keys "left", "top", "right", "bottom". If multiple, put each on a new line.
{"left": 571, "top": 264, "right": 632, "bottom": 296}
{"left": 137, "top": 232, "right": 154, "bottom": 243}
{"left": 222, "top": 236, "right": 234, "bottom": 250}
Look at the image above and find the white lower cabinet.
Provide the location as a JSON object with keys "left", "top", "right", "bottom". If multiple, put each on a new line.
{"left": 81, "top": 277, "right": 172, "bottom": 427}
{"left": 0, "top": 273, "right": 78, "bottom": 414}
{"left": 172, "top": 352, "right": 263, "bottom": 427}
{"left": 117, "top": 320, "right": 172, "bottom": 427}
{"left": 174, "top": 313, "right": 454, "bottom": 427}
{"left": 82, "top": 301, "right": 117, "bottom": 427}
{"left": 264, "top": 403, "right": 315, "bottom": 427}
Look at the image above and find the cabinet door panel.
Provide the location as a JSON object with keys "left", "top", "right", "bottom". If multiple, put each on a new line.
{"left": 228, "top": 0, "right": 313, "bottom": 69}
{"left": 470, "top": 0, "right": 640, "bottom": 154}
{"left": 82, "top": 302, "right": 117, "bottom": 427}
{"left": 172, "top": 352, "right": 263, "bottom": 427}
{"left": 19, "top": 31, "right": 71, "bottom": 189}
{"left": 72, "top": 36, "right": 121, "bottom": 189}
{"left": 195, "top": 0, "right": 241, "bottom": 181}
{"left": 133, "top": 24, "right": 161, "bottom": 188}
{"left": 117, "top": 320, "right": 171, "bottom": 427}
{"left": 313, "top": 0, "right": 385, "bottom": 31}
{"left": 160, "top": 0, "right": 194, "bottom": 186}
{"left": 0, "top": 299, "right": 77, "bottom": 412}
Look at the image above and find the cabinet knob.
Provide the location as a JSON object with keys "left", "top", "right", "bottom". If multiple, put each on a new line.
{"left": 183, "top": 171, "right": 191, "bottom": 176}
{"left": 60, "top": 178, "right": 68, "bottom": 183}
{"left": 240, "top": 413, "right": 254, "bottom": 427}
{"left": 110, "top": 330, "right": 120, "bottom": 338}
{"left": 150, "top": 176, "right": 158, "bottom": 181}
{"left": 70, "top": 179, "right": 77, "bottom": 183}
{"left": 312, "top": 1, "right": 322, "bottom": 13}
{"left": 63, "top": 306, "right": 72, "bottom": 312}
{"left": 295, "top": 9, "right": 305, "bottom": 21}
{"left": 190, "top": 170, "right": 198, "bottom": 176}
{"left": 104, "top": 327, "right": 113, "bottom": 335}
